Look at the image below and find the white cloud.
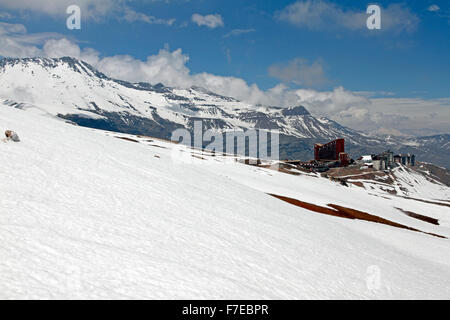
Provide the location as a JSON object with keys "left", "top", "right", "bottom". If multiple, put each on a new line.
{"left": 123, "top": 7, "right": 176, "bottom": 25}
{"left": 365, "top": 98, "right": 450, "bottom": 135}
{"left": 191, "top": 13, "right": 224, "bottom": 28}
{"left": 43, "top": 38, "right": 81, "bottom": 58}
{"left": 0, "top": 22, "right": 50, "bottom": 57}
{"left": 0, "top": 0, "right": 176, "bottom": 24}
{"left": 223, "top": 28, "right": 255, "bottom": 38}
{"left": 0, "top": 23, "right": 96, "bottom": 62}
{"left": 282, "top": 88, "right": 450, "bottom": 135}
{"left": 96, "top": 48, "right": 192, "bottom": 88}
{"left": 353, "top": 91, "right": 395, "bottom": 98}
{"left": 0, "top": 21, "right": 25, "bottom": 34}
{"left": 268, "top": 58, "right": 326, "bottom": 87}
{"left": 276, "top": 1, "right": 419, "bottom": 33}
{"left": 427, "top": 5, "right": 440, "bottom": 12}
{"left": 292, "top": 87, "right": 369, "bottom": 117}
{"left": 0, "top": 11, "right": 13, "bottom": 19}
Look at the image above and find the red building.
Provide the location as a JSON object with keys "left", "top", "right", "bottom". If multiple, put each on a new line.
{"left": 314, "top": 138, "right": 349, "bottom": 166}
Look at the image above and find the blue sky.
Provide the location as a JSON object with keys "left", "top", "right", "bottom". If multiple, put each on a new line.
{"left": 0, "top": 0, "right": 449, "bottom": 135}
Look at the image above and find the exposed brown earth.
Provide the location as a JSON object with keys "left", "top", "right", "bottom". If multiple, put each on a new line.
{"left": 136, "top": 135, "right": 179, "bottom": 145}
{"left": 395, "top": 207, "right": 439, "bottom": 225}
{"left": 399, "top": 196, "right": 450, "bottom": 208}
{"left": 115, "top": 136, "right": 139, "bottom": 143}
{"left": 327, "top": 166, "right": 391, "bottom": 179}
{"left": 191, "top": 154, "right": 206, "bottom": 160}
{"left": 351, "top": 181, "right": 365, "bottom": 188}
{"left": 269, "top": 194, "right": 446, "bottom": 239}
{"left": 277, "top": 166, "right": 302, "bottom": 176}
{"left": 147, "top": 144, "right": 168, "bottom": 149}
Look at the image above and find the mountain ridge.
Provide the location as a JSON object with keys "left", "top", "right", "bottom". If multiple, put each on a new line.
{"left": 1, "top": 56, "right": 448, "bottom": 167}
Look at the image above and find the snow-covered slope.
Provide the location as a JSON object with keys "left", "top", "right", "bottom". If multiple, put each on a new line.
{"left": 3, "top": 57, "right": 448, "bottom": 167}
{"left": 1, "top": 105, "right": 449, "bottom": 299}
{"left": 355, "top": 165, "right": 449, "bottom": 200}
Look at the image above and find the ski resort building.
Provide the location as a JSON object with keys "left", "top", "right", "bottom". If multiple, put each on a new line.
{"left": 314, "top": 139, "right": 349, "bottom": 167}
{"left": 354, "top": 151, "right": 415, "bottom": 170}
{"left": 394, "top": 154, "right": 416, "bottom": 166}
{"left": 371, "top": 150, "right": 395, "bottom": 170}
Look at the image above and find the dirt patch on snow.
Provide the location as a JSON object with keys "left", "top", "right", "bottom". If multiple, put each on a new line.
{"left": 147, "top": 144, "right": 168, "bottom": 149}
{"left": 269, "top": 194, "right": 446, "bottom": 239}
{"left": 115, "top": 136, "right": 139, "bottom": 143}
{"left": 395, "top": 207, "right": 439, "bottom": 225}
{"left": 349, "top": 181, "right": 365, "bottom": 188}
{"left": 399, "top": 196, "right": 450, "bottom": 208}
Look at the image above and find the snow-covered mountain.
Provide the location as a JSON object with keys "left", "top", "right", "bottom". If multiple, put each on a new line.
{"left": 0, "top": 57, "right": 448, "bottom": 167}
{"left": 1, "top": 105, "right": 449, "bottom": 299}
{"left": 0, "top": 57, "right": 361, "bottom": 138}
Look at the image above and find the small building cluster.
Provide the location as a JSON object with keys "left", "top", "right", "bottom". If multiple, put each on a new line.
{"left": 285, "top": 139, "right": 350, "bottom": 172}
{"left": 284, "top": 138, "right": 416, "bottom": 173}
{"left": 394, "top": 154, "right": 416, "bottom": 166}
{"left": 357, "top": 150, "right": 394, "bottom": 170}
{"left": 356, "top": 151, "right": 415, "bottom": 170}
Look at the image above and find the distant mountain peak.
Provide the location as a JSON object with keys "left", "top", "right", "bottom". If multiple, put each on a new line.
{"left": 190, "top": 85, "right": 239, "bottom": 102}
{"left": 1, "top": 56, "right": 80, "bottom": 67}
{"left": 0, "top": 56, "right": 111, "bottom": 80}
{"left": 282, "top": 105, "right": 311, "bottom": 116}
